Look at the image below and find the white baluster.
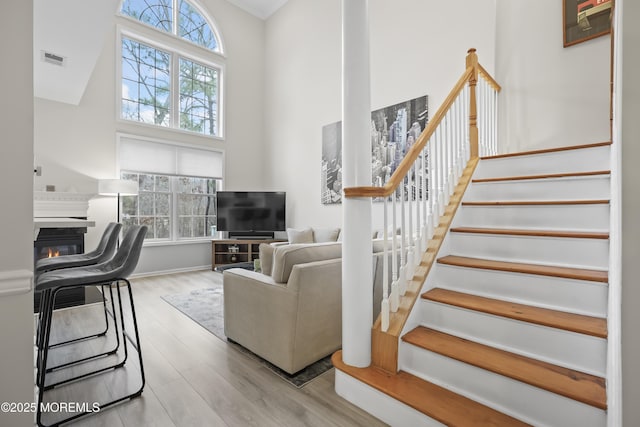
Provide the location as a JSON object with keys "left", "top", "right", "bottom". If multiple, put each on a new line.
{"left": 390, "top": 189, "right": 399, "bottom": 313}
{"left": 431, "top": 130, "right": 437, "bottom": 226}
{"left": 437, "top": 123, "right": 446, "bottom": 217}
{"left": 381, "top": 197, "right": 389, "bottom": 332}
{"left": 447, "top": 109, "right": 455, "bottom": 197}
{"left": 421, "top": 144, "right": 428, "bottom": 252}
{"left": 426, "top": 138, "right": 434, "bottom": 240}
{"left": 399, "top": 177, "right": 407, "bottom": 295}
{"left": 406, "top": 170, "right": 415, "bottom": 278}
{"left": 413, "top": 161, "right": 422, "bottom": 269}
{"left": 493, "top": 90, "right": 499, "bottom": 154}
{"left": 457, "top": 94, "right": 464, "bottom": 176}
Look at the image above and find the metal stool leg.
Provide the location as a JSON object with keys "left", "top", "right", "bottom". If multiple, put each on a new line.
{"left": 37, "top": 279, "right": 145, "bottom": 427}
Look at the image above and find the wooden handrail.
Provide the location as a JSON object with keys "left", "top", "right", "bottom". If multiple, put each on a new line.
{"left": 344, "top": 66, "right": 473, "bottom": 199}
{"left": 478, "top": 64, "right": 502, "bottom": 92}
{"left": 344, "top": 49, "right": 499, "bottom": 200}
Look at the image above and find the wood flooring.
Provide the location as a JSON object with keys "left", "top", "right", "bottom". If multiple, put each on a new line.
{"left": 39, "top": 270, "right": 387, "bottom": 427}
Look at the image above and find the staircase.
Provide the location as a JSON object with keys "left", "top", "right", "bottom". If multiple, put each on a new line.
{"left": 334, "top": 141, "right": 612, "bottom": 426}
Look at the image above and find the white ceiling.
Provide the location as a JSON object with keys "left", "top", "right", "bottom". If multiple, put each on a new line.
{"left": 226, "top": 0, "right": 288, "bottom": 19}
{"left": 33, "top": 0, "right": 287, "bottom": 105}
{"left": 34, "top": 0, "right": 120, "bottom": 105}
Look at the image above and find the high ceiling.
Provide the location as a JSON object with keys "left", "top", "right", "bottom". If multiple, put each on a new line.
{"left": 33, "top": 0, "right": 288, "bottom": 105}
{"left": 227, "top": 0, "right": 288, "bottom": 19}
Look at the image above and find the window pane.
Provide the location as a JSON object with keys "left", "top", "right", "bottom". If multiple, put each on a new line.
{"left": 156, "top": 193, "right": 171, "bottom": 216}
{"left": 139, "top": 193, "right": 155, "bottom": 215}
{"left": 179, "top": 58, "right": 218, "bottom": 136}
{"left": 121, "top": 195, "right": 138, "bottom": 217}
{"left": 156, "top": 217, "right": 171, "bottom": 239}
{"left": 155, "top": 175, "right": 170, "bottom": 192}
{"left": 140, "top": 217, "right": 155, "bottom": 239}
{"left": 178, "top": 0, "right": 219, "bottom": 51}
{"left": 121, "top": 38, "right": 171, "bottom": 127}
{"left": 121, "top": 0, "right": 172, "bottom": 33}
{"left": 139, "top": 174, "right": 155, "bottom": 191}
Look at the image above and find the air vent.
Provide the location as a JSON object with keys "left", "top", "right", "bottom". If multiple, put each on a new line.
{"left": 41, "top": 51, "right": 65, "bottom": 67}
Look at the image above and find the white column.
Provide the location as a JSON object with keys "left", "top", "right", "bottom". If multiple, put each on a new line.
{"left": 341, "top": 0, "right": 372, "bottom": 368}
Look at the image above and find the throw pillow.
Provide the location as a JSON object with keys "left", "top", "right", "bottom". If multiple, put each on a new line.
{"left": 312, "top": 227, "right": 341, "bottom": 243}
{"left": 287, "top": 227, "right": 314, "bottom": 244}
{"left": 259, "top": 243, "right": 275, "bottom": 276}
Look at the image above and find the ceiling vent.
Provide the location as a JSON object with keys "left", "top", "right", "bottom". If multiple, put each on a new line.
{"left": 41, "top": 51, "right": 65, "bottom": 67}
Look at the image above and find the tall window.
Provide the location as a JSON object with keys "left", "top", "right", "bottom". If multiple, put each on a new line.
{"left": 119, "top": 0, "right": 223, "bottom": 137}
{"left": 118, "top": 135, "right": 223, "bottom": 242}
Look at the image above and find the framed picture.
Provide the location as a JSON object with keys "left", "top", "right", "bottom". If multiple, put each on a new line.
{"left": 321, "top": 95, "right": 428, "bottom": 204}
{"left": 563, "top": 0, "right": 613, "bottom": 47}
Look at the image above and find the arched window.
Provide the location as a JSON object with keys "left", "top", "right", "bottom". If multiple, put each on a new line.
{"left": 118, "top": 0, "right": 224, "bottom": 137}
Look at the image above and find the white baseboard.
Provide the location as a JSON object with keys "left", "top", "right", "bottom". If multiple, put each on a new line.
{"left": 130, "top": 265, "right": 212, "bottom": 279}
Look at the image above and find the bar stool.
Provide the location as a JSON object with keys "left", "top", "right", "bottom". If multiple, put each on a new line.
{"left": 35, "top": 225, "right": 147, "bottom": 427}
{"left": 35, "top": 223, "right": 122, "bottom": 358}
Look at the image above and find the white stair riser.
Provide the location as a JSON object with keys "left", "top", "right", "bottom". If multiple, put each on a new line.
{"left": 452, "top": 204, "right": 610, "bottom": 231}
{"left": 420, "top": 300, "right": 607, "bottom": 376}
{"left": 465, "top": 176, "right": 610, "bottom": 202}
{"left": 475, "top": 145, "right": 610, "bottom": 179}
{"left": 433, "top": 264, "right": 608, "bottom": 317}
{"left": 335, "top": 371, "right": 445, "bottom": 427}
{"left": 448, "top": 233, "right": 609, "bottom": 270}
{"left": 400, "top": 344, "right": 607, "bottom": 427}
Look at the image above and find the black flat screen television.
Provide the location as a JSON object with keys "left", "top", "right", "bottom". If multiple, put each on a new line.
{"left": 216, "top": 191, "right": 286, "bottom": 239}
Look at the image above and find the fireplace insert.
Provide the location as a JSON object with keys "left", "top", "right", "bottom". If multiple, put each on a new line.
{"left": 33, "top": 227, "right": 86, "bottom": 312}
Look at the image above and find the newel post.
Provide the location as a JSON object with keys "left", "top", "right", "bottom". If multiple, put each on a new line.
{"left": 466, "top": 48, "right": 479, "bottom": 159}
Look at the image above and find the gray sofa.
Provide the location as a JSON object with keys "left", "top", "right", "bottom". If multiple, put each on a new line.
{"left": 223, "top": 239, "right": 388, "bottom": 374}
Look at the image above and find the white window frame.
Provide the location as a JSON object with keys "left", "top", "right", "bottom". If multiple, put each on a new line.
{"left": 116, "top": 1, "right": 226, "bottom": 139}
{"left": 116, "top": 133, "right": 225, "bottom": 246}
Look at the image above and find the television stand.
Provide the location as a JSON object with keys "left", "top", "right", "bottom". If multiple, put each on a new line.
{"left": 211, "top": 238, "right": 286, "bottom": 271}
{"left": 228, "top": 231, "right": 275, "bottom": 240}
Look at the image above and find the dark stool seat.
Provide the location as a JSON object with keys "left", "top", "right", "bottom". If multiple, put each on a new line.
{"left": 35, "top": 222, "right": 121, "bottom": 275}
{"left": 35, "top": 225, "right": 147, "bottom": 427}
{"left": 34, "top": 222, "right": 122, "bottom": 357}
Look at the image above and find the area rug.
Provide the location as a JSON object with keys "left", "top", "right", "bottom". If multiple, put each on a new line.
{"left": 161, "top": 285, "right": 333, "bottom": 388}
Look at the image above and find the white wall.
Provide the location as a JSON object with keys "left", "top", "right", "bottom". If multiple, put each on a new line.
{"left": 618, "top": 0, "right": 640, "bottom": 423}
{"left": 0, "top": 3, "right": 36, "bottom": 425}
{"left": 34, "top": 0, "right": 265, "bottom": 274}
{"left": 495, "top": 0, "right": 610, "bottom": 153}
{"left": 264, "top": 0, "right": 497, "bottom": 229}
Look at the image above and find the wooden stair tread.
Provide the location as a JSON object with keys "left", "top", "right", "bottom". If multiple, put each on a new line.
{"left": 437, "top": 255, "right": 609, "bottom": 283}
{"left": 402, "top": 327, "right": 607, "bottom": 410}
{"left": 472, "top": 170, "right": 610, "bottom": 183}
{"left": 422, "top": 288, "right": 607, "bottom": 338}
{"left": 331, "top": 351, "right": 531, "bottom": 426}
{"left": 450, "top": 227, "right": 609, "bottom": 239}
{"left": 462, "top": 199, "right": 609, "bottom": 206}
{"left": 480, "top": 141, "right": 611, "bottom": 160}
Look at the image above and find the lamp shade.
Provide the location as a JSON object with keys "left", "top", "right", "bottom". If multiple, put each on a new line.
{"left": 98, "top": 179, "right": 139, "bottom": 196}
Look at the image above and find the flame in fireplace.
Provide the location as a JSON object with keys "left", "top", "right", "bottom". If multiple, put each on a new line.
{"left": 47, "top": 248, "right": 60, "bottom": 258}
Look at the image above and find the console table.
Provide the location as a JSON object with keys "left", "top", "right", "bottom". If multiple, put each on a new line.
{"left": 211, "top": 239, "right": 286, "bottom": 271}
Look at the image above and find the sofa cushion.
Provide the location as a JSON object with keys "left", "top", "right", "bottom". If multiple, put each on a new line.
{"left": 259, "top": 243, "right": 275, "bottom": 276}
{"left": 287, "top": 227, "right": 314, "bottom": 244}
{"left": 271, "top": 242, "right": 342, "bottom": 283}
{"left": 312, "top": 227, "right": 341, "bottom": 243}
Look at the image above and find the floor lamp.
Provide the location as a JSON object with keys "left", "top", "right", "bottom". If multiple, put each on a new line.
{"left": 98, "top": 178, "right": 139, "bottom": 226}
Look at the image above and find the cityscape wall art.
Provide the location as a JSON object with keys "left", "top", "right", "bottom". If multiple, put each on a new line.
{"left": 321, "top": 95, "right": 428, "bottom": 204}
